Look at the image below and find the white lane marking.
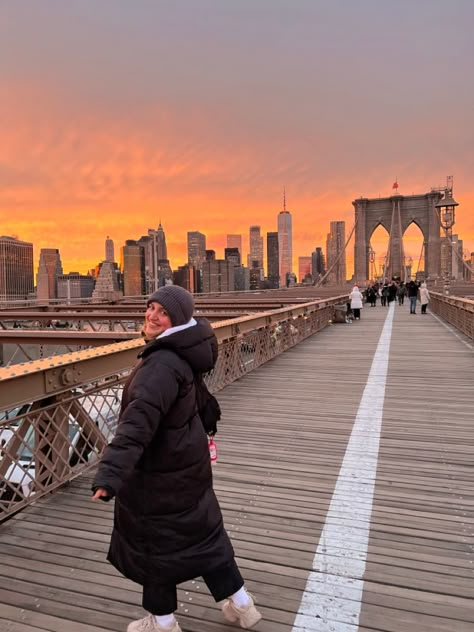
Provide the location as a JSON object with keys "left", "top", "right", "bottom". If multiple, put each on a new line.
{"left": 429, "top": 311, "right": 474, "bottom": 351}
{"left": 292, "top": 302, "right": 395, "bottom": 632}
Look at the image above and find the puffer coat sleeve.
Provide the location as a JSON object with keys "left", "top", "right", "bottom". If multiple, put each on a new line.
{"left": 93, "top": 356, "right": 181, "bottom": 497}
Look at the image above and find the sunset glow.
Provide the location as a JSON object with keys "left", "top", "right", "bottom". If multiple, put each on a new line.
{"left": 1, "top": 2, "right": 473, "bottom": 278}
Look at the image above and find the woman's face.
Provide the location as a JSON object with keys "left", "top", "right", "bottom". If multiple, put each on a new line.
{"left": 145, "top": 302, "right": 172, "bottom": 338}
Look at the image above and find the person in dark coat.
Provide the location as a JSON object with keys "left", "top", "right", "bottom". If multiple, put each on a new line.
{"left": 407, "top": 280, "right": 419, "bottom": 314}
{"left": 92, "top": 285, "right": 261, "bottom": 632}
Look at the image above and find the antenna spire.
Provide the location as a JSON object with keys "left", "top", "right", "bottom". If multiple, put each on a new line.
{"left": 283, "top": 187, "right": 286, "bottom": 211}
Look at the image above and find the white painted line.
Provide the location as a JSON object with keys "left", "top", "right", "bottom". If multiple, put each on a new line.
{"left": 429, "top": 311, "right": 473, "bottom": 351}
{"left": 292, "top": 302, "right": 395, "bottom": 632}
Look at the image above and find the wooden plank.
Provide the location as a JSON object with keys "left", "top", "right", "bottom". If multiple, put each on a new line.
{"left": 0, "top": 305, "right": 473, "bottom": 631}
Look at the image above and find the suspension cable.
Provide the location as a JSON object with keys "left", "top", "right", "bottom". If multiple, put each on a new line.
{"left": 415, "top": 241, "right": 425, "bottom": 275}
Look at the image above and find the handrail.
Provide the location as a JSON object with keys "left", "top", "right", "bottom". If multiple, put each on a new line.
{"left": 0, "top": 296, "right": 346, "bottom": 521}
{"left": 429, "top": 292, "right": 474, "bottom": 341}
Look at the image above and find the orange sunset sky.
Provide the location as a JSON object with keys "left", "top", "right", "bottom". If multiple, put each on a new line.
{"left": 1, "top": 1, "right": 473, "bottom": 278}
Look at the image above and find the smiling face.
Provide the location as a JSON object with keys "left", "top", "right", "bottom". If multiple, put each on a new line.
{"left": 144, "top": 302, "right": 172, "bottom": 339}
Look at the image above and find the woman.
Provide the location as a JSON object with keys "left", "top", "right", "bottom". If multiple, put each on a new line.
{"left": 420, "top": 282, "right": 430, "bottom": 314}
{"left": 92, "top": 285, "right": 261, "bottom": 632}
{"left": 349, "top": 284, "right": 363, "bottom": 320}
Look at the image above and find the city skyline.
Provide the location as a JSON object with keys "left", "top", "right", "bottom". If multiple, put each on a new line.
{"left": 2, "top": 1, "right": 474, "bottom": 274}
{"left": 5, "top": 201, "right": 472, "bottom": 282}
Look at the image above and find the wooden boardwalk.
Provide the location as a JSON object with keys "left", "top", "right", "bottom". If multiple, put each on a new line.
{"left": 0, "top": 303, "right": 473, "bottom": 632}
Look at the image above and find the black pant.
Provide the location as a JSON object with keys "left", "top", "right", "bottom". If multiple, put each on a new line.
{"left": 142, "top": 559, "right": 244, "bottom": 615}
{"left": 421, "top": 304, "right": 427, "bottom": 314}
{"left": 353, "top": 308, "right": 360, "bottom": 319}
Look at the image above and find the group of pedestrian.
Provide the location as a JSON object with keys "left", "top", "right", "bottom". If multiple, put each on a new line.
{"left": 363, "top": 280, "right": 430, "bottom": 315}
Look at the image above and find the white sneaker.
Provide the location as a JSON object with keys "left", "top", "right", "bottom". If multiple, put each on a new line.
{"left": 127, "top": 614, "right": 182, "bottom": 632}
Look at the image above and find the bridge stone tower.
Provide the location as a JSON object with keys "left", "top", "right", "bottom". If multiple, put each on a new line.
{"left": 353, "top": 190, "right": 443, "bottom": 283}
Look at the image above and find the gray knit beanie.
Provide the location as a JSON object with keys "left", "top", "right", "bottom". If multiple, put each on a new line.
{"left": 146, "top": 285, "right": 195, "bottom": 326}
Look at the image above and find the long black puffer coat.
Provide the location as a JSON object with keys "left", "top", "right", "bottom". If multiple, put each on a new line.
{"left": 92, "top": 319, "right": 234, "bottom": 586}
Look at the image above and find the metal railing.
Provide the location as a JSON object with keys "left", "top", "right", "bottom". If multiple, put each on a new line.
{"left": 0, "top": 297, "right": 344, "bottom": 521}
{"left": 429, "top": 292, "right": 474, "bottom": 341}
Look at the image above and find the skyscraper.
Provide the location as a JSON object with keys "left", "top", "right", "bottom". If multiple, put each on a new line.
{"left": 148, "top": 222, "right": 167, "bottom": 264}
{"left": 227, "top": 234, "right": 242, "bottom": 256}
{"left": 311, "top": 247, "right": 325, "bottom": 280}
{"left": 278, "top": 194, "right": 292, "bottom": 287}
{"left": 121, "top": 240, "right": 146, "bottom": 296}
{"left": 0, "top": 236, "right": 34, "bottom": 302}
{"left": 36, "top": 248, "right": 63, "bottom": 301}
{"left": 266, "top": 232, "right": 279, "bottom": 289}
{"left": 105, "top": 236, "right": 115, "bottom": 263}
{"left": 187, "top": 231, "right": 206, "bottom": 271}
{"left": 137, "top": 235, "right": 154, "bottom": 293}
{"left": 247, "top": 226, "right": 263, "bottom": 269}
{"left": 326, "top": 221, "right": 346, "bottom": 284}
{"left": 147, "top": 223, "right": 168, "bottom": 291}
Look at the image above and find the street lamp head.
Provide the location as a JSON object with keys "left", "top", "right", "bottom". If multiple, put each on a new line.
{"left": 435, "top": 190, "right": 458, "bottom": 230}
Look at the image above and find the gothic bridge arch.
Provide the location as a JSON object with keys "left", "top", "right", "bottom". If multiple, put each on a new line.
{"left": 353, "top": 191, "right": 443, "bottom": 282}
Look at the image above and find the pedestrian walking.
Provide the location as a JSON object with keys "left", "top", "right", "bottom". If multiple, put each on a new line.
{"left": 366, "top": 286, "right": 377, "bottom": 307}
{"left": 407, "top": 280, "right": 419, "bottom": 314}
{"left": 420, "top": 282, "right": 430, "bottom": 314}
{"left": 92, "top": 285, "right": 262, "bottom": 632}
{"left": 350, "top": 285, "right": 363, "bottom": 320}
{"left": 396, "top": 283, "right": 406, "bottom": 306}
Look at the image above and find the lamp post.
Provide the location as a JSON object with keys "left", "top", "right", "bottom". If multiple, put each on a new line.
{"left": 368, "top": 245, "right": 375, "bottom": 281}
{"left": 435, "top": 189, "right": 458, "bottom": 295}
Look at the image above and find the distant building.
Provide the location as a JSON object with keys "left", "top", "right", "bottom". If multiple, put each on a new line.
{"left": 36, "top": 248, "right": 63, "bottom": 301}
{"left": 157, "top": 259, "right": 173, "bottom": 287}
{"left": 227, "top": 234, "right": 242, "bottom": 256}
{"left": 0, "top": 236, "right": 34, "bottom": 302}
{"left": 140, "top": 223, "right": 170, "bottom": 292}
{"left": 266, "top": 232, "right": 279, "bottom": 289}
{"left": 298, "top": 256, "right": 312, "bottom": 282}
{"left": 137, "top": 235, "right": 154, "bottom": 293}
{"left": 278, "top": 206, "right": 292, "bottom": 287}
{"left": 311, "top": 247, "right": 325, "bottom": 279}
{"left": 224, "top": 247, "right": 241, "bottom": 267}
{"left": 173, "top": 264, "right": 197, "bottom": 293}
{"left": 121, "top": 240, "right": 145, "bottom": 296}
{"left": 202, "top": 259, "right": 235, "bottom": 293}
{"left": 187, "top": 231, "right": 206, "bottom": 271}
{"left": 92, "top": 261, "right": 122, "bottom": 302}
{"left": 154, "top": 222, "right": 168, "bottom": 261}
{"left": 234, "top": 265, "right": 250, "bottom": 291}
{"left": 57, "top": 273, "right": 94, "bottom": 300}
{"left": 105, "top": 236, "right": 115, "bottom": 263}
{"left": 249, "top": 261, "right": 262, "bottom": 290}
{"left": 247, "top": 226, "right": 263, "bottom": 270}
{"left": 326, "top": 221, "right": 346, "bottom": 284}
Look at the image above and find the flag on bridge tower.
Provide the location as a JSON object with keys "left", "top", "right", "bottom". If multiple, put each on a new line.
{"left": 392, "top": 179, "right": 399, "bottom": 190}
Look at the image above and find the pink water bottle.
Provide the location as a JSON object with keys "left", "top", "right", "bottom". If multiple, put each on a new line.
{"left": 209, "top": 437, "right": 218, "bottom": 463}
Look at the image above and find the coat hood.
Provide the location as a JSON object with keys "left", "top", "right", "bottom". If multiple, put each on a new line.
{"left": 139, "top": 318, "right": 218, "bottom": 374}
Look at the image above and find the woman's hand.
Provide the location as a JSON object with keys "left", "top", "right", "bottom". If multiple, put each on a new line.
{"left": 92, "top": 488, "right": 111, "bottom": 501}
